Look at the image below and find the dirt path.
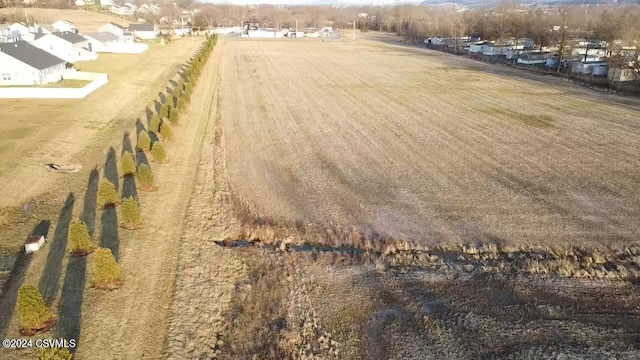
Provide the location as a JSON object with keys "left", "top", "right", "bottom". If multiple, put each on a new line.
{"left": 218, "top": 39, "right": 640, "bottom": 248}
{"left": 71, "top": 42, "right": 220, "bottom": 359}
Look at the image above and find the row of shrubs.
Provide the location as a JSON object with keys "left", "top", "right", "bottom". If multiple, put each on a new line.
{"left": 18, "top": 35, "right": 219, "bottom": 360}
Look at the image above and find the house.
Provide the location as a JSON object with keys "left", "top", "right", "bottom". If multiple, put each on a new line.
{"left": 517, "top": 52, "right": 552, "bottom": 65}
{"left": 99, "top": 22, "right": 134, "bottom": 42}
{"left": 111, "top": 5, "right": 134, "bottom": 16}
{"left": 468, "top": 41, "right": 490, "bottom": 53}
{"left": 482, "top": 44, "right": 510, "bottom": 56}
{"left": 75, "top": 0, "right": 95, "bottom": 6}
{"left": 571, "top": 61, "right": 608, "bottom": 76}
{"left": 0, "top": 41, "right": 66, "bottom": 86}
{"left": 100, "top": 0, "right": 114, "bottom": 7}
{"left": 32, "top": 31, "right": 97, "bottom": 62}
{"left": 52, "top": 20, "right": 77, "bottom": 33}
{"left": 84, "top": 32, "right": 119, "bottom": 52}
{"left": 7, "top": 22, "right": 50, "bottom": 42}
{"left": 128, "top": 23, "right": 159, "bottom": 39}
{"left": 25, "top": 235, "right": 46, "bottom": 253}
{"left": 137, "top": 4, "right": 160, "bottom": 14}
{"left": 123, "top": 2, "right": 137, "bottom": 10}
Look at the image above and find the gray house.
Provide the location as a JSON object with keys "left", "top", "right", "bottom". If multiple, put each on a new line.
{"left": 0, "top": 41, "right": 66, "bottom": 85}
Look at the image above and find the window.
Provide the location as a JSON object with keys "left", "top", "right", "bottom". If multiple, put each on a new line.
{"left": 1, "top": 73, "right": 11, "bottom": 81}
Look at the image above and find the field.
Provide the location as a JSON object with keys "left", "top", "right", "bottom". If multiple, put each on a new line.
{"left": 0, "top": 8, "right": 119, "bottom": 32}
{"left": 219, "top": 39, "right": 640, "bottom": 248}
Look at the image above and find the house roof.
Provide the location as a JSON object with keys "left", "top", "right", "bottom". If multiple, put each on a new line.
{"left": 0, "top": 41, "right": 66, "bottom": 70}
{"left": 33, "top": 32, "right": 46, "bottom": 40}
{"left": 85, "top": 31, "right": 119, "bottom": 43}
{"left": 108, "top": 21, "right": 126, "bottom": 30}
{"left": 54, "top": 19, "right": 75, "bottom": 26}
{"left": 128, "top": 23, "right": 155, "bottom": 32}
{"left": 52, "top": 31, "right": 86, "bottom": 44}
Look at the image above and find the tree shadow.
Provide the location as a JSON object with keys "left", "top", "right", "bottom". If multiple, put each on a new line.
{"left": 168, "top": 79, "right": 178, "bottom": 88}
{"left": 81, "top": 168, "right": 100, "bottom": 237}
{"left": 38, "top": 193, "right": 74, "bottom": 306}
{"left": 149, "top": 131, "right": 160, "bottom": 144}
{"left": 136, "top": 118, "right": 146, "bottom": 137}
{"left": 166, "top": 86, "right": 174, "bottom": 96}
{"left": 171, "top": 94, "right": 178, "bottom": 108}
{"left": 121, "top": 131, "right": 133, "bottom": 156}
{"left": 136, "top": 150, "right": 150, "bottom": 168}
{"left": 100, "top": 207, "right": 120, "bottom": 261}
{"left": 122, "top": 175, "right": 138, "bottom": 202}
{"left": 104, "top": 147, "right": 119, "bottom": 192}
{"left": 55, "top": 255, "right": 86, "bottom": 354}
{"left": 158, "top": 91, "right": 166, "bottom": 104}
{"left": 0, "top": 221, "right": 47, "bottom": 337}
{"left": 154, "top": 99, "right": 162, "bottom": 113}
{"left": 145, "top": 107, "right": 154, "bottom": 123}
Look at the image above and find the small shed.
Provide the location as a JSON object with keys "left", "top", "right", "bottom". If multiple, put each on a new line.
{"left": 25, "top": 235, "right": 46, "bottom": 253}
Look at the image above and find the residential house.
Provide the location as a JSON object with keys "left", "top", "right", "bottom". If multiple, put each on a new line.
{"left": 75, "top": 0, "right": 95, "bottom": 6}
{"left": 517, "top": 52, "right": 552, "bottom": 65}
{"left": 84, "top": 32, "right": 120, "bottom": 52}
{"left": 7, "top": 22, "right": 50, "bottom": 42}
{"left": 482, "top": 44, "right": 510, "bottom": 56}
{"left": 468, "top": 41, "right": 490, "bottom": 53}
{"left": 137, "top": 4, "right": 160, "bottom": 15}
{"left": 571, "top": 61, "right": 608, "bottom": 76}
{"left": 0, "top": 41, "right": 66, "bottom": 85}
{"left": 32, "top": 31, "right": 97, "bottom": 62}
{"left": 100, "top": 0, "right": 114, "bottom": 7}
{"left": 98, "top": 22, "right": 134, "bottom": 42}
{"left": 123, "top": 2, "right": 137, "bottom": 11}
{"left": 52, "top": 20, "right": 77, "bottom": 33}
{"left": 111, "top": 5, "right": 134, "bottom": 16}
{"left": 128, "top": 23, "right": 159, "bottom": 39}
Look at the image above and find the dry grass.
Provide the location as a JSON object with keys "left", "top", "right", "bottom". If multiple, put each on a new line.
{"left": 0, "top": 79, "right": 91, "bottom": 88}
{"left": 219, "top": 39, "right": 640, "bottom": 249}
{"left": 0, "top": 8, "right": 120, "bottom": 32}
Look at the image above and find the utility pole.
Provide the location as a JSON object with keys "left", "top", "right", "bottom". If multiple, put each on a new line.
{"left": 352, "top": 19, "right": 355, "bottom": 39}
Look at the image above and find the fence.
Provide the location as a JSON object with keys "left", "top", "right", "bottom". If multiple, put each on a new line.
{"left": 0, "top": 71, "right": 109, "bottom": 99}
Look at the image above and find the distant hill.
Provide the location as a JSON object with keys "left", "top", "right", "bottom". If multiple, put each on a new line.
{"left": 420, "top": 0, "right": 624, "bottom": 6}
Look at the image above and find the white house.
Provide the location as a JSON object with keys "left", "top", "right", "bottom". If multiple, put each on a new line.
{"left": 572, "top": 61, "right": 608, "bottom": 75}
{"left": 0, "top": 41, "right": 66, "bottom": 86}
{"left": 482, "top": 44, "right": 510, "bottom": 56}
{"left": 25, "top": 235, "right": 46, "bottom": 253}
{"left": 111, "top": 5, "right": 135, "bottom": 16}
{"left": 517, "top": 52, "right": 551, "bottom": 65}
{"left": 128, "top": 23, "right": 159, "bottom": 39}
{"left": 100, "top": 0, "right": 114, "bottom": 7}
{"left": 99, "top": 22, "right": 127, "bottom": 38}
{"left": 137, "top": 4, "right": 160, "bottom": 14}
{"left": 52, "top": 20, "right": 77, "bottom": 33}
{"left": 469, "top": 41, "right": 490, "bottom": 53}
{"left": 84, "top": 32, "right": 148, "bottom": 53}
{"left": 75, "top": 0, "right": 95, "bottom": 6}
{"left": 32, "top": 31, "right": 97, "bottom": 62}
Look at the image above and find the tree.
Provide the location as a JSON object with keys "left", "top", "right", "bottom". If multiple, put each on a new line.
{"left": 39, "top": 347, "right": 73, "bottom": 360}
{"left": 120, "top": 197, "right": 143, "bottom": 229}
{"left": 137, "top": 130, "right": 151, "bottom": 152}
{"left": 172, "top": 94, "right": 179, "bottom": 109}
{"left": 68, "top": 218, "right": 95, "bottom": 256}
{"left": 151, "top": 142, "right": 168, "bottom": 163}
{"left": 150, "top": 115, "right": 161, "bottom": 133}
{"left": 169, "top": 108, "right": 180, "bottom": 125}
{"left": 121, "top": 151, "right": 137, "bottom": 176}
{"left": 97, "top": 178, "right": 120, "bottom": 208}
{"left": 91, "top": 248, "right": 123, "bottom": 289}
{"left": 160, "top": 123, "right": 174, "bottom": 141}
{"left": 17, "top": 284, "right": 56, "bottom": 335}
{"left": 160, "top": 104, "right": 170, "bottom": 119}
{"left": 137, "top": 164, "right": 158, "bottom": 191}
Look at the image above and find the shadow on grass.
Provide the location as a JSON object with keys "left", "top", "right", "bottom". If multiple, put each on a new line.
{"left": 149, "top": 131, "right": 160, "bottom": 144}
{"left": 136, "top": 118, "right": 146, "bottom": 137}
{"left": 104, "top": 147, "right": 119, "bottom": 192}
{"left": 100, "top": 207, "right": 119, "bottom": 261}
{"left": 81, "top": 168, "right": 100, "bottom": 237}
{"left": 122, "top": 131, "right": 133, "bottom": 156}
{"left": 169, "top": 79, "right": 178, "bottom": 88}
{"left": 159, "top": 91, "right": 166, "bottom": 104}
{"left": 0, "top": 221, "right": 48, "bottom": 337}
{"left": 122, "top": 175, "right": 138, "bottom": 202}
{"left": 145, "top": 107, "right": 154, "bottom": 123}
{"left": 55, "top": 255, "right": 86, "bottom": 354}
{"left": 154, "top": 99, "right": 162, "bottom": 113}
{"left": 38, "top": 193, "right": 74, "bottom": 306}
{"left": 136, "top": 149, "right": 150, "bottom": 168}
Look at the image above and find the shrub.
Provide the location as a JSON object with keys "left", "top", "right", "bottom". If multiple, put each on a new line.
{"left": 91, "top": 248, "right": 123, "bottom": 289}
{"left": 137, "top": 130, "right": 151, "bottom": 152}
{"left": 169, "top": 108, "right": 180, "bottom": 125}
{"left": 160, "top": 123, "right": 174, "bottom": 141}
{"left": 120, "top": 197, "right": 142, "bottom": 229}
{"left": 137, "top": 164, "right": 157, "bottom": 191}
{"left": 68, "top": 218, "right": 95, "bottom": 256}
{"left": 121, "top": 151, "right": 136, "bottom": 176}
{"left": 39, "top": 347, "right": 73, "bottom": 360}
{"left": 18, "top": 284, "right": 55, "bottom": 335}
{"left": 150, "top": 115, "right": 161, "bottom": 133}
{"left": 151, "top": 142, "right": 167, "bottom": 163}
{"left": 97, "top": 178, "right": 120, "bottom": 208}
{"left": 160, "top": 104, "right": 169, "bottom": 119}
